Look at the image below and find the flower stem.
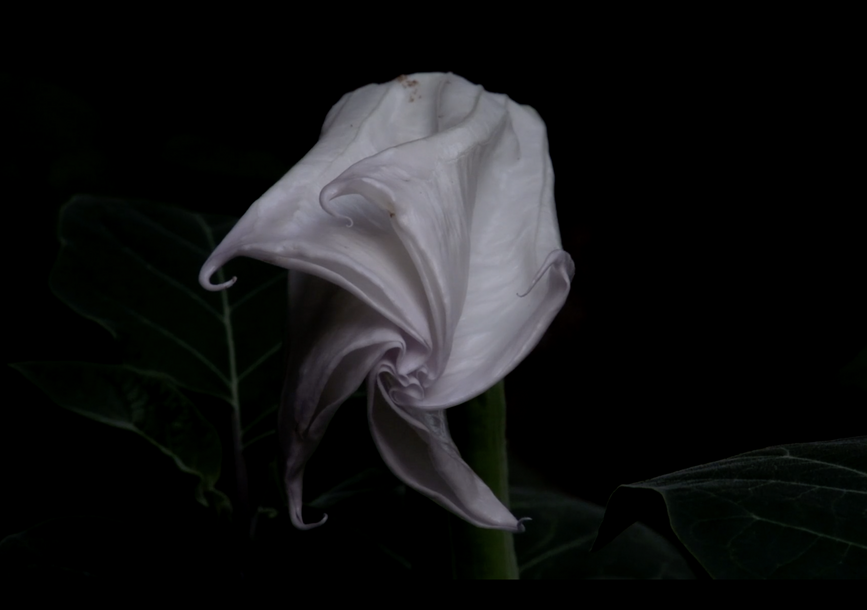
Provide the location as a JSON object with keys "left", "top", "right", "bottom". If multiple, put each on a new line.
{"left": 447, "top": 380, "right": 520, "bottom": 579}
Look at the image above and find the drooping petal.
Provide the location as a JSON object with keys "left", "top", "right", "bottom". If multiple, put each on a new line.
{"left": 198, "top": 79, "right": 435, "bottom": 347}
{"left": 280, "top": 274, "right": 405, "bottom": 529}
{"left": 368, "top": 377, "right": 521, "bottom": 531}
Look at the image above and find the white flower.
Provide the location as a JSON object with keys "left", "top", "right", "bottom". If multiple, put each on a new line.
{"left": 200, "top": 73, "right": 573, "bottom": 532}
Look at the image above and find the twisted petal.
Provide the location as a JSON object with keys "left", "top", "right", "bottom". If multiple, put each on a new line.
{"left": 369, "top": 384, "right": 519, "bottom": 531}
{"left": 199, "top": 73, "right": 573, "bottom": 531}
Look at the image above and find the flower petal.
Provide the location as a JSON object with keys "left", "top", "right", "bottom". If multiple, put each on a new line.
{"left": 198, "top": 73, "right": 573, "bottom": 531}
{"left": 320, "top": 76, "right": 518, "bottom": 392}
{"left": 198, "top": 79, "right": 435, "bottom": 349}
{"left": 280, "top": 274, "right": 406, "bottom": 529}
{"left": 411, "top": 101, "right": 575, "bottom": 407}
{"left": 368, "top": 377, "right": 522, "bottom": 531}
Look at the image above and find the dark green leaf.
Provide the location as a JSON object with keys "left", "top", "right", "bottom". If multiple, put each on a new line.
{"left": 12, "top": 362, "right": 229, "bottom": 511}
{"left": 593, "top": 436, "right": 867, "bottom": 578}
{"left": 512, "top": 488, "right": 694, "bottom": 579}
{"left": 50, "top": 196, "right": 286, "bottom": 422}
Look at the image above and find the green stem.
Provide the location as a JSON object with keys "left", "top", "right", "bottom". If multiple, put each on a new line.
{"left": 447, "top": 380, "right": 519, "bottom": 579}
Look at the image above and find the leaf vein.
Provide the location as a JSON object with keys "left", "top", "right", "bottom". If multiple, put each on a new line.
{"left": 519, "top": 534, "right": 596, "bottom": 575}
{"left": 117, "top": 245, "right": 223, "bottom": 320}
{"left": 125, "top": 206, "right": 212, "bottom": 257}
{"left": 231, "top": 272, "right": 286, "bottom": 311}
{"left": 237, "top": 343, "right": 282, "bottom": 384}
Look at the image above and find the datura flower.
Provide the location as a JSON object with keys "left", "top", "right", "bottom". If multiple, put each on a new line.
{"left": 199, "top": 73, "right": 573, "bottom": 532}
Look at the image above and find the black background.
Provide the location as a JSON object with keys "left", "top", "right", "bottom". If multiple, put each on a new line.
{"left": 2, "top": 18, "right": 864, "bottom": 578}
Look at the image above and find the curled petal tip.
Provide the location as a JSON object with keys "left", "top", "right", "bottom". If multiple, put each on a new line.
{"left": 206, "top": 276, "right": 237, "bottom": 291}
{"left": 290, "top": 510, "right": 329, "bottom": 531}
{"left": 319, "top": 185, "right": 354, "bottom": 227}
{"left": 199, "top": 264, "right": 237, "bottom": 291}
{"left": 515, "top": 517, "right": 532, "bottom": 533}
{"left": 516, "top": 250, "right": 571, "bottom": 297}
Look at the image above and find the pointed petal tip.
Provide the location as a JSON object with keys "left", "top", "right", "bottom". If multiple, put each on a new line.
{"left": 515, "top": 517, "right": 532, "bottom": 533}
